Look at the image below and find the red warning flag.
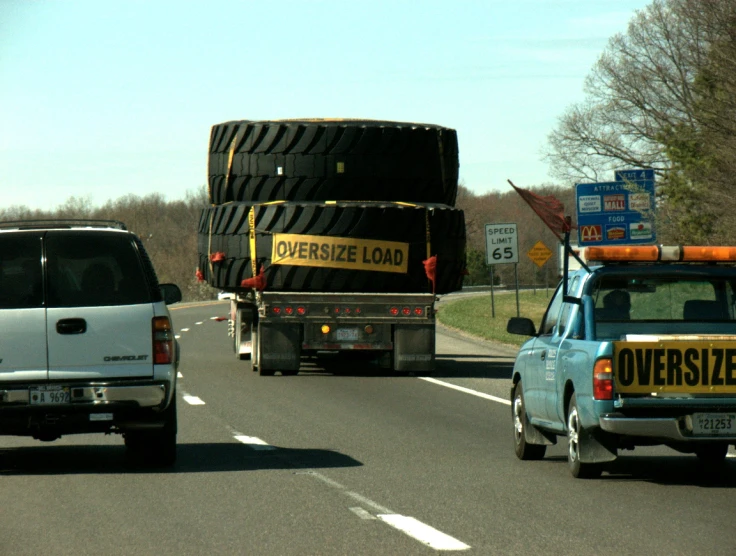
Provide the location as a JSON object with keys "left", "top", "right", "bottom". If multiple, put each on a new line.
{"left": 241, "top": 265, "right": 267, "bottom": 291}
{"left": 423, "top": 255, "right": 437, "bottom": 293}
{"left": 210, "top": 251, "right": 226, "bottom": 263}
{"left": 508, "top": 180, "right": 570, "bottom": 241}
{"left": 195, "top": 268, "right": 205, "bottom": 282}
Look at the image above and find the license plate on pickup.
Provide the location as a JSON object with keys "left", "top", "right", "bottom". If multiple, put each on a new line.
{"left": 30, "top": 385, "right": 71, "bottom": 405}
{"left": 692, "top": 413, "right": 736, "bottom": 436}
{"left": 336, "top": 328, "right": 360, "bottom": 341}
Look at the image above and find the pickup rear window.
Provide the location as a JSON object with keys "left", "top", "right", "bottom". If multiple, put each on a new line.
{"left": 592, "top": 275, "right": 736, "bottom": 323}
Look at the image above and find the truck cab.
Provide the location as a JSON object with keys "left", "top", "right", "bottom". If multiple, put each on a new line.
{"left": 508, "top": 245, "right": 736, "bottom": 478}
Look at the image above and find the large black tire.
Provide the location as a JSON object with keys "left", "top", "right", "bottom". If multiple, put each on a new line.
{"left": 208, "top": 119, "right": 459, "bottom": 206}
{"left": 197, "top": 201, "right": 465, "bottom": 294}
{"left": 512, "top": 382, "right": 546, "bottom": 460}
{"left": 566, "top": 394, "right": 603, "bottom": 479}
{"left": 694, "top": 442, "right": 729, "bottom": 464}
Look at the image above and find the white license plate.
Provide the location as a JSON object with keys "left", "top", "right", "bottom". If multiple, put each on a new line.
{"left": 30, "top": 385, "right": 71, "bottom": 405}
{"left": 336, "top": 328, "right": 360, "bottom": 341}
{"left": 692, "top": 413, "right": 736, "bottom": 435}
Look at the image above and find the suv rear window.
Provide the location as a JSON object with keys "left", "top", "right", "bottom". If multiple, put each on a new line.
{"left": 0, "top": 233, "right": 43, "bottom": 309}
{"left": 46, "top": 232, "right": 152, "bottom": 307}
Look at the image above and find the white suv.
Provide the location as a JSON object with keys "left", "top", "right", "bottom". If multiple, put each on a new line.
{"left": 0, "top": 220, "right": 181, "bottom": 466}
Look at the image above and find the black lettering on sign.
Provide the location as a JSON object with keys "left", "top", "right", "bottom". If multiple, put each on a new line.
{"left": 382, "top": 249, "right": 393, "bottom": 265}
{"left": 666, "top": 349, "right": 683, "bottom": 386}
{"left": 684, "top": 348, "right": 700, "bottom": 386}
{"left": 309, "top": 242, "right": 319, "bottom": 260}
{"left": 347, "top": 245, "right": 357, "bottom": 263}
{"left": 362, "top": 247, "right": 370, "bottom": 264}
{"left": 395, "top": 249, "right": 404, "bottom": 266}
{"left": 727, "top": 349, "right": 736, "bottom": 386}
{"left": 635, "top": 349, "right": 652, "bottom": 386}
{"left": 618, "top": 348, "right": 634, "bottom": 386}
{"left": 298, "top": 242, "right": 307, "bottom": 259}
{"left": 276, "top": 241, "right": 287, "bottom": 258}
{"left": 320, "top": 244, "right": 329, "bottom": 261}
{"left": 702, "top": 349, "right": 710, "bottom": 385}
{"left": 712, "top": 349, "right": 724, "bottom": 385}
{"left": 653, "top": 348, "right": 666, "bottom": 385}
{"left": 372, "top": 247, "right": 382, "bottom": 264}
{"left": 336, "top": 245, "right": 347, "bottom": 262}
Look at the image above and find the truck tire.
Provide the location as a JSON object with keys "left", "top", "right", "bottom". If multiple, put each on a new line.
{"left": 512, "top": 382, "right": 546, "bottom": 460}
{"left": 197, "top": 201, "right": 465, "bottom": 294}
{"left": 207, "top": 119, "right": 459, "bottom": 206}
{"left": 566, "top": 394, "right": 602, "bottom": 479}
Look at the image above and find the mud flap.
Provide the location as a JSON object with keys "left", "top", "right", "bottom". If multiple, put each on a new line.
{"left": 259, "top": 323, "right": 301, "bottom": 371}
{"left": 578, "top": 428, "right": 618, "bottom": 463}
{"left": 394, "top": 325, "right": 435, "bottom": 372}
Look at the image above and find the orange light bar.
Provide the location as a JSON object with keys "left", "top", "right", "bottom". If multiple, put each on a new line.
{"left": 681, "top": 246, "right": 736, "bottom": 262}
{"left": 584, "top": 245, "right": 660, "bottom": 262}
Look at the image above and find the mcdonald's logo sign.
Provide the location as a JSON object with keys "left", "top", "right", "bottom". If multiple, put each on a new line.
{"left": 580, "top": 224, "right": 603, "bottom": 243}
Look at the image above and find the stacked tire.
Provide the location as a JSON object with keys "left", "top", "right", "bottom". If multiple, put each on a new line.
{"left": 198, "top": 119, "right": 466, "bottom": 294}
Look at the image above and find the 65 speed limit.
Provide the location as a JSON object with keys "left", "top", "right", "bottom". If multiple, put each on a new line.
{"left": 484, "top": 223, "right": 519, "bottom": 264}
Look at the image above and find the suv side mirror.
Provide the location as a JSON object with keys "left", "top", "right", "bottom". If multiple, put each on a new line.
{"left": 160, "top": 283, "right": 182, "bottom": 305}
{"left": 507, "top": 317, "right": 536, "bottom": 336}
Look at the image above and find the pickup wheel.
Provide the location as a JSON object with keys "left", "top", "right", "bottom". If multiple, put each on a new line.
{"left": 512, "top": 382, "right": 546, "bottom": 460}
{"left": 695, "top": 442, "right": 729, "bottom": 463}
{"left": 567, "top": 394, "right": 602, "bottom": 479}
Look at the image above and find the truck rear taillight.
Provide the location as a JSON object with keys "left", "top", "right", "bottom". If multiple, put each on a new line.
{"left": 284, "top": 306, "right": 294, "bottom": 315}
{"left": 414, "top": 307, "right": 424, "bottom": 316}
{"left": 402, "top": 307, "right": 411, "bottom": 315}
{"left": 272, "top": 306, "right": 282, "bottom": 315}
{"left": 152, "top": 316, "right": 174, "bottom": 365}
{"left": 390, "top": 307, "right": 399, "bottom": 316}
{"left": 593, "top": 358, "right": 613, "bottom": 400}
{"left": 297, "top": 306, "right": 306, "bottom": 315}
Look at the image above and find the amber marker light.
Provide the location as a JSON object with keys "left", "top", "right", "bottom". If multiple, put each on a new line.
{"left": 321, "top": 325, "right": 331, "bottom": 334}
{"left": 364, "top": 325, "right": 374, "bottom": 334}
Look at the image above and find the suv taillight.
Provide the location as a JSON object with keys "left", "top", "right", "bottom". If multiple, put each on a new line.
{"left": 593, "top": 358, "right": 613, "bottom": 400}
{"left": 153, "top": 316, "right": 174, "bottom": 365}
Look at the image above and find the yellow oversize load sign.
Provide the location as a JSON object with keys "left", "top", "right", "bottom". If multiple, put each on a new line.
{"left": 614, "top": 341, "right": 736, "bottom": 394}
{"left": 271, "top": 233, "right": 409, "bottom": 274}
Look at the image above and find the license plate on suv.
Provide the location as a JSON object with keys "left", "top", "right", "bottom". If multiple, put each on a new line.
{"left": 692, "top": 413, "right": 736, "bottom": 436}
{"left": 30, "top": 385, "right": 71, "bottom": 405}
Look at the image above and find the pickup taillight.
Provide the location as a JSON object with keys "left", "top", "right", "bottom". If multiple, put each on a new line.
{"left": 152, "top": 316, "right": 174, "bottom": 365}
{"left": 593, "top": 358, "right": 613, "bottom": 400}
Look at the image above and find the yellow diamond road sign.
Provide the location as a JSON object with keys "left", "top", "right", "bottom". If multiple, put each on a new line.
{"left": 527, "top": 241, "right": 553, "bottom": 268}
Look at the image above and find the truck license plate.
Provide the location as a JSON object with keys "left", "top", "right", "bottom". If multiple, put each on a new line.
{"left": 336, "top": 328, "right": 360, "bottom": 341}
{"left": 692, "top": 413, "right": 736, "bottom": 436}
{"left": 30, "top": 385, "right": 71, "bottom": 405}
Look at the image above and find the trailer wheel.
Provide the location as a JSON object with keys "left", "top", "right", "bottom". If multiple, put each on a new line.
{"left": 255, "top": 325, "right": 275, "bottom": 376}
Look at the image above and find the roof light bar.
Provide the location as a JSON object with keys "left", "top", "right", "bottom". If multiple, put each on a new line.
{"left": 583, "top": 245, "right": 736, "bottom": 263}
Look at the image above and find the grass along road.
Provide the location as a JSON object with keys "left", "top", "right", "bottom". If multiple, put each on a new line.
{"left": 437, "top": 290, "right": 553, "bottom": 347}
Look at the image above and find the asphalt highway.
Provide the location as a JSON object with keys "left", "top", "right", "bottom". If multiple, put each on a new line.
{"left": 0, "top": 300, "right": 734, "bottom": 555}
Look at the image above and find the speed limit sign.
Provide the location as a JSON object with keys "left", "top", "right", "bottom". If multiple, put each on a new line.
{"left": 484, "top": 223, "right": 518, "bottom": 264}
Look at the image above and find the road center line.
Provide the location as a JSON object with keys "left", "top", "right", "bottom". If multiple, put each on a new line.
{"left": 378, "top": 515, "right": 470, "bottom": 551}
{"left": 419, "top": 377, "right": 511, "bottom": 406}
{"left": 349, "top": 507, "right": 376, "bottom": 520}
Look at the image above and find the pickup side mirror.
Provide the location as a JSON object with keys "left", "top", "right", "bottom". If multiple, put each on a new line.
{"left": 507, "top": 317, "right": 537, "bottom": 336}
{"left": 160, "top": 283, "right": 183, "bottom": 305}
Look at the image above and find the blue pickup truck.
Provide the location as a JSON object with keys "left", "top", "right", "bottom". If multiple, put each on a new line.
{"left": 508, "top": 245, "right": 736, "bottom": 478}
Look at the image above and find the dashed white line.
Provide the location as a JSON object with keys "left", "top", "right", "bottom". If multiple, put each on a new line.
{"left": 175, "top": 334, "right": 181, "bottom": 339}
{"left": 234, "top": 435, "right": 276, "bottom": 450}
{"left": 180, "top": 328, "right": 190, "bottom": 332}
{"left": 419, "top": 377, "right": 511, "bottom": 406}
{"left": 195, "top": 321, "right": 204, "bottom": 325}
{"left": 182, "top": 395, "right": 205, "bottom": 405}
{"left": 378, "top": 514, "right": 470, "bottom": 551}
{"left": 344, "top": 491, "right": 392, "bottom": 514}
{"left": 177, "top": 372, "right": 183, "bottom": 378}
{"left": 350, "top": 507, "right": 376, "bottom": 520}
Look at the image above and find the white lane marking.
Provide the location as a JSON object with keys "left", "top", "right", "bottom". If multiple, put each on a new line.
{"left": 195, "top": 321, "right": 204, "bottom": 325}
{"left": 177, "top": 372, "right": 183, "bottom": 378}
{"left": 378, "top": 515, "right": 470, "bottom": 551}
{"left": 175, "top": 334, "right": 181, "bottom": 339}
{"left": 210, "top": 316, "right": 219, "bottom": 320}
{"left": 182, "top": 395, "right": 205, "bottom": 405}
{"left": 344, "top": 491, "right": 392, "bottom": 514}
{"left": 180, "top": 328, "right": 190, "bottom": 332}
{"left": 419, "top": 377, "right": 511, "bottom": 406}
{"left": 234, "top": 435, "right": 276, "bottom": 450}
{"left": 298, "top": 470, "right": 346, "bottom": 489}
{"left": 350, "top": 507, "right": 376, "bottom": 520}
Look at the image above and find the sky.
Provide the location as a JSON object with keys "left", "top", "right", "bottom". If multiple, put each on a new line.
{"left": 0, "top": 0, "right": 652, "bottom": 211}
